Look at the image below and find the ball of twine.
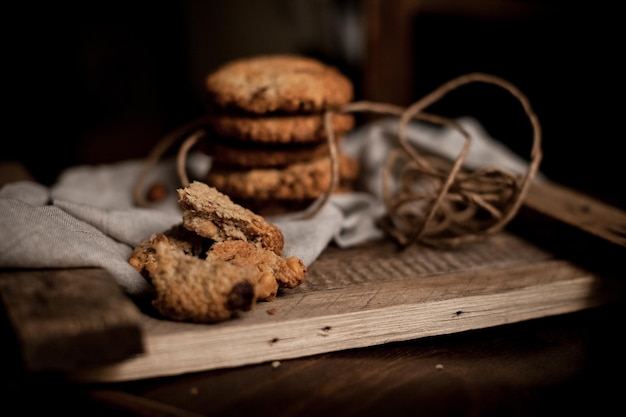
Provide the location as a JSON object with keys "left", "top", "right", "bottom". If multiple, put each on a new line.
{"left": 304, "top": 72, "right": 542, "bottom": 248}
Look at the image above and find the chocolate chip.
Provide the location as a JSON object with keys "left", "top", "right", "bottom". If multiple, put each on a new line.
{"left": 226, "top": 281, "right": 255, "bottom": 311}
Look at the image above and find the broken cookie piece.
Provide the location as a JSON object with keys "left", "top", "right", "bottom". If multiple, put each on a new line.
{"left": 146, "top": 236, "right": 259, "bottom": 323}
{"left": 129, "top": 224, "right": 210, "bottom": 279}
{"left": 128, "top": 181, "right": 306, "bottom": 324}
{"left": 206, "top": 240, "right": 306, "bottom": 300}
{"left": 129, "top": 230, "right": 282, "bottom": 306}
{"left": 177, "top": 181, "right": 284, "bottom": 255}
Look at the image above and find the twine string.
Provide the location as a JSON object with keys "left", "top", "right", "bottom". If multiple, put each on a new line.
{"left": 317, "top": 72, "right": 542, "bottom": 248}
{"left": 299, "top": 110, "right": 341, "bottom": 219}
{"left": 176, "top": 130, "right": 205, "bottom": 187}
{"left": 132, "top": 115, "right": 213, "bottom": 207}
{"left": 132, "top": 72, "right": 541, "bottom": 249}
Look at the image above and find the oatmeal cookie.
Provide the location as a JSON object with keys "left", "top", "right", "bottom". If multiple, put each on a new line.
{"left": 205, "top": 54, "right": 353, "bottom": 114}
{"left": 206, "top": 136, "right": 344, "bottom": 168}
{"left": 177, "top": 181, "right": 284, "bottom": 255}
{"left": 145, "top": 236, "right": 260, "bottom": 323}
{"left": 208, "top": 113, "right": 354, "bottom": 144}
{"left": 205, "top": 153, "right": 360, "bottom": 201}
{"left": 207, "top": 240, "right": 306, "bottom": 292}
{"left": 230, "top": 184, "right": 356, "bottom": 216}
{"left": 129, "top": 224, "right": 210, "bottom": 279}
{"left": 128, "top": 181, "right": 307, "bottom": 323}
{"left": 129, "top": 232, "right": 288, "bottom": 303}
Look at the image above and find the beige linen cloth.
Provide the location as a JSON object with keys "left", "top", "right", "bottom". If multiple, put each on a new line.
{"left": 0, "top": 117, "right": 532, "bottom": 299}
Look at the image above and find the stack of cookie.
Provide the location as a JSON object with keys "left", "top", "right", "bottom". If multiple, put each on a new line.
{"left": 201, "top": 54, "right": 359, "bottom": 215}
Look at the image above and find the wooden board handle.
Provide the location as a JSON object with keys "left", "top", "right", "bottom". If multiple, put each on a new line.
{"left": 524, "top": 180, "right": 626, "bottom": 248}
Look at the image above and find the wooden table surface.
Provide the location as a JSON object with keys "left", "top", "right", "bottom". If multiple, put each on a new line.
{"left": 1, "top": 161, "right": 625, "bottom": 417}
{"left": 4, "top": 298, "right": 625, "bottom": 417}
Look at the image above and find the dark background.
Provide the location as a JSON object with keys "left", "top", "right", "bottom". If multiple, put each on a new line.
{"left": 409, "top": 2, "right": 625, "bottom": 211}
{"left": 4, "top": 0, "right": 624, "bottom": 209}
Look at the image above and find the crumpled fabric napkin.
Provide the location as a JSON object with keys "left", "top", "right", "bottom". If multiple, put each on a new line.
{"left": 0, "top": 117, "right": 533, "bottom": 298}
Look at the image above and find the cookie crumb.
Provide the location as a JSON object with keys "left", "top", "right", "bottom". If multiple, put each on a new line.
{"left": 435, "top": 364, "right": 444, "bottom": 370}
{"left": 190, "top": 386, "right": 199, "bottom": 396}
{"left": 266, "top": 307, "right": 277, "bottom": 315}
{"left": 271, "top": 360, "right": 281, "bottom": 369}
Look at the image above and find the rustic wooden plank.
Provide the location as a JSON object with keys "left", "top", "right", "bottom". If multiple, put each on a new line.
{"left": 0, "top": 268, "right": 144, "bottom": 372}
{"left": 525, "top": 180, "right": 626, "bottom": 248}
{"left": 2, "top": 162, "right": 623, "bottom": 382}
{"left": 69, "top": 233, "right": 624, "bottom": 383}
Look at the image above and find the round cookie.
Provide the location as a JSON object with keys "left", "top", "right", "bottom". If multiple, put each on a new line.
{"left": 208, "top": 113, "right": 355, "bottom": 144}
{"left": 206, "top": 136, "right": 345, "bottom": 168}
{"left": 205, "top": 153, "right": 360, "bottom": 201}
{"left": 205, "top": 54, "right": 354, "bottom": 114}
{"left": 232, "top": 184, "right": 357, "bottom": 216}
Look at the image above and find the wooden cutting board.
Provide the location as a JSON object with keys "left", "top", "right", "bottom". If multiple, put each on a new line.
{"left": 1, "top": 180, "right": 624, "bottom": 382}
{"left": 68, "top": 229, "right": 624, "bottom": 383}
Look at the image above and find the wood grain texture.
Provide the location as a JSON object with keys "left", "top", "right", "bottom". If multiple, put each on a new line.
{"left": 2, "top": 163, "right": 624, "bottom": 386}
{"left": 525, "top": 180, "right": 626, "bottom": 247}
{"left": 8, "top": 300, "right": 625, "bottom": 417}
{"left": 69, "top": 233, "right": 624, "bottom": 383}
{"left": 0, "top": 268, "right": 144, "bottom": 372}
{"left": 89, "top": 300, "right": 625, "bottom": 417}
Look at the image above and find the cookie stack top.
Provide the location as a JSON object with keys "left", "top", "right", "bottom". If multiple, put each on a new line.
{"left": 205, "top": 54, "right": 354, "bottom": 114}
{"left": 202, "top": 54, "right": 359, "bottom": 215}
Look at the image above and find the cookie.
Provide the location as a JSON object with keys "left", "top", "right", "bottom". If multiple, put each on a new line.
{"left": 177, "top": 181, "right": 284, "bottom": 255}
{"left": 208, "top": 113, "right": 355, "bottom": 144}
{"left": 205, "top": 54, "right": 354, "bottom": 114}
{"left": 129, "top": 224, "right": 210, "bottom": 279}
{"left": 232, "top": 186, "right": 354, "bottom": 216}
{"left": 129, "top": 181, "right": 308, "bottom": 323}
{"left": 206, "top": 240, "right": 306, "bottom": 297}
{"left": 144, "top": 235, "right": 259, "bottom": 323}
{"left": 206, "top": 136, "right": 344, "bottom": 168}
{"left": 199, "top": 54, "right": 358, "bottom": 216}
{"left": 129, "top": 227, "right": 286, "bottom": 302}
{"left": 205, "top": 153, "right": 360, "bottom": 201}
